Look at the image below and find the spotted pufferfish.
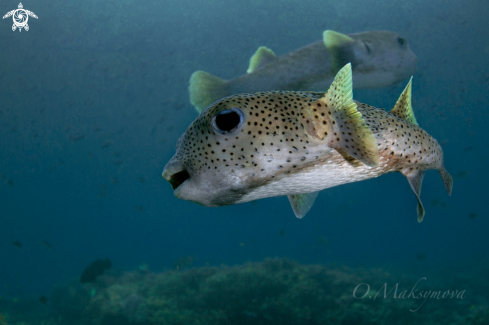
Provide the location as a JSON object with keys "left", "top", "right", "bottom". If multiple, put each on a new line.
{"left": 163, "top": 63, "right": 452, "bottom": 222}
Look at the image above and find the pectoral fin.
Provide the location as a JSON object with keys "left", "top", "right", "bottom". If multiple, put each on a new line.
{"left": 288, "top": 192, "right": 319, "bottom": 219}
{"left": 300, "top": 63, "right": 379, "bottom": 167}
{"left": 404, "top": 169, "right": 425, "bottom": 222}
{"left": 323, "top": 30, "right": 357, "bottom": 74}
{"left": 247, "top": 46, "right": 278, "bottom": 73}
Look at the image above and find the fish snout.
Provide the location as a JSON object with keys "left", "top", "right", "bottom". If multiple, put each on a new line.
{"left": 162, "top": 161, "right": 190, "bottom": 191}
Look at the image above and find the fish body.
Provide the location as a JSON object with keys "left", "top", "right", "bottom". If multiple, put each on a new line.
{"left": 189, "top": 30, "right": 418, "bottom": 112}
{"left": 165, "top": 64, "right": 451, "bottom": 221}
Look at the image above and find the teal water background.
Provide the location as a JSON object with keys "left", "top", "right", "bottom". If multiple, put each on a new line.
{"left": 0, "top": 0, "right": 487, "bottom": 305}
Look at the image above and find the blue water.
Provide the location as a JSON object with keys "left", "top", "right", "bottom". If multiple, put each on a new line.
{"left": 0, "top": 0, "right": 488, "bottom": 322}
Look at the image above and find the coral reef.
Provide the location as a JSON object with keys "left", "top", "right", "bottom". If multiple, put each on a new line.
{"left": 44, "top": 258, "right": 489, "bottom": 325}
{"left": 1, "top": 259, "right": 488, "bottom": 324}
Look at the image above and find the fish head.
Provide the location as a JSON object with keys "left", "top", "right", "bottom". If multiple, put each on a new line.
{"left": 349, "top": 30, "right": 418, "bottom": 87}
{"left": 162, "top": 91, "right": 329, "bottom": 206}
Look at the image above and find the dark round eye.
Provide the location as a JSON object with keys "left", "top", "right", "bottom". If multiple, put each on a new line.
{"left": 397, "top": 36, "right": 406, "bottom": 46}
{"left": 212, "top": 107, "right": 244, "bottom": 134}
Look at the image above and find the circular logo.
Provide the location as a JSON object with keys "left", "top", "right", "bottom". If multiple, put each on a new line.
{"left": 13, "top": 9, "right": 28, "bottom": 27}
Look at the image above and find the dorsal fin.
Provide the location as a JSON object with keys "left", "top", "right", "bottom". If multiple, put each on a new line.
{"left": 391, "top": 77, "right": 418, "bottom": 125}
{"left": 247, "top": 46, "right": 277, "bottom": 73}
{"left": 323, "top": 30, "right": 356, "bottom": 74}
{"left": 300, "top": 63, "right": 380, "bottom": 167}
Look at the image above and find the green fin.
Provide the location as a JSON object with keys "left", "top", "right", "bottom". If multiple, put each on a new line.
{"left": 404, "top": 169, "right": 425, "bottom": 222}
{"left": 391, "top": 77, "right": 418, "bottom": 125}
{"left": 287, "top": 192, "right": 319, "bottom": 219}
{"left": 247, "top": 46, "right": 277, "bottom": 73}
{"left": 300, "top": 63, "right": 380, "bottom": 167}
{"left": 323, "top": 30, "right": 356, "bottom": 74}
{"left": 189, "top": 71, "right": 228, "bottom": 113}
{"left": 438, "top": 165, "right": 453, "bottom": 196}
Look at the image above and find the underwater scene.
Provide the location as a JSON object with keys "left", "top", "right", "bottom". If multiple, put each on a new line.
{"left": 0, "top": 0, "right": 488, "bottom": 324}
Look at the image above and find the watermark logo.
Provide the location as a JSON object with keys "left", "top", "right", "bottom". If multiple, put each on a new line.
{"left": 3, "top": 3, "right": 37, "bottom": 32}
{"left": 353, "top": 277, "right": 466, "bottom": 312}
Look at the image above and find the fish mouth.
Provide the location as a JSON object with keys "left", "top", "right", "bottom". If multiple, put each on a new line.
{"left": 162, "top": 166, "right": 190, "bottom": 190}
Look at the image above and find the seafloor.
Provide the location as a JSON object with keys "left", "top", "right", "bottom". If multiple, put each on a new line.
{"left": 0, "top": 258, "right": 487, "bottom": 325}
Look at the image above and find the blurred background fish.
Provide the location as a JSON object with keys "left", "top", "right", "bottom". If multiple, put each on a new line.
{"left": 189, "top": 30, "right": 417, "bottom": 112}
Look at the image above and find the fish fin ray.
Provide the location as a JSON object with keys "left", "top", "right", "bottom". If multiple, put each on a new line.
{"left": 391, "top": 77, "right": 418, "bottom": 125}
{"left": 189, "top": 71, "right": 228, "bottom": 113}
{"left": 323, "top": 30, "right": 356, "bottom": 74}
{"left": 301, "top": 63, "right": 380, "bottom": 167}
{"left": 288, "top": 192, "right": 319, "bottom": 219}
{"left": 404, "top": 169, "right": 425, "bottom": 222}
{"left": 247, "top": 46, "right": 277, "bottom": 73}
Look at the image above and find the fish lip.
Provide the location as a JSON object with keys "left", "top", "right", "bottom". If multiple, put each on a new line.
{"left": 162, "top": 166, "right": 190, "bottom": 191}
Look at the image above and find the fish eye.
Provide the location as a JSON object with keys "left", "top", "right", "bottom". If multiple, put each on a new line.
{"left": 212, "top": 107, "right": 245, "bottom": 135}
{"left": 397, "top": 36, "right": 406, "bottom": 46}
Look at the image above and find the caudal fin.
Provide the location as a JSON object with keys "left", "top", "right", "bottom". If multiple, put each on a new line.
{"left": 438, "top": 165, "right": 453, "bottom": 196}
{"left": 189, "top": 71, "right": 229, "bottom": 113}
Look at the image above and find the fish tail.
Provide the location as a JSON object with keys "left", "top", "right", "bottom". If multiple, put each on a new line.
{"left": 438, "top": 165, "right": 453, "bottom": 196}
{"left": 189, "top": 71, "right": 229, "bottom": 113}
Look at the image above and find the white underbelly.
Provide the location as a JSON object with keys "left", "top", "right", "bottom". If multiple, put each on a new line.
{"left": 237, "top": 157, "right": 389, "bottom": 203}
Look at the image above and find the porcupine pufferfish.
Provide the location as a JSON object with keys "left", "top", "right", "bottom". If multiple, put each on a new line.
{"left": 163, "top": 63, "right": 452, "bottom": 222}
{"left": 189, "top": 30, "right": 418, "bottom": 113}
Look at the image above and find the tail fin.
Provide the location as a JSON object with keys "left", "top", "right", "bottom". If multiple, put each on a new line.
{"left": 189, "top": 71, "right": 228, "bottom": 113}
{"left": 438, "top": 165, "right": 453, "bottom": 196}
